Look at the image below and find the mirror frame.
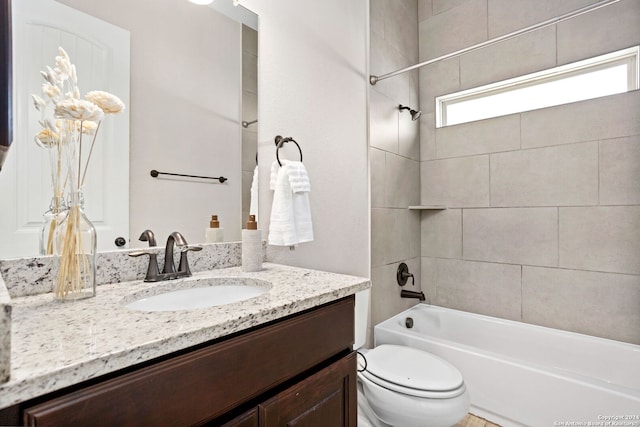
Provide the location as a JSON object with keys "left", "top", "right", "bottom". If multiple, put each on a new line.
{"left": 1, "top": 0, "right": 11, "bottom": 168}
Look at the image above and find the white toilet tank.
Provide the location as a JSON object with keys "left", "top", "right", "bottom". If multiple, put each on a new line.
{"left": 354, "top": 290, "right": 370, "bottom": 349}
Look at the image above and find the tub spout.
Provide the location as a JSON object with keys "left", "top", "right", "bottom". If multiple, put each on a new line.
{"left": 400, "top": 290, "right": 425, "bottom": 301}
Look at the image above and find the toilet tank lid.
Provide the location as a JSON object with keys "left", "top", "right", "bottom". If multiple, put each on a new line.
{"left": 364, "top": 344, "right": 464, "bottom": 392}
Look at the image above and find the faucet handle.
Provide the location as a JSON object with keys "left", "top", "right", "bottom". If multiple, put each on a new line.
{"left": 178, "top": 245, "right": 202, "bottom": 277}
{"left": 396, "top": 263, "right": 415, "bottom": 286}
{"left": 129, "top": 250, "right": 160, "bottom": 282}
{"left": 138, "top": 229, "right": 157, "bottom": 247}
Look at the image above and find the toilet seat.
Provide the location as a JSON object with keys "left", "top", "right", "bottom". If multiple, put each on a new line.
{"left": 360, "top": 344, "right": 466, "bottom": 399}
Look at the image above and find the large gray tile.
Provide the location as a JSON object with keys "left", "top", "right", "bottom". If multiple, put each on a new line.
{"left": 523, "top": 266, "right": 640, "bottom": 344}
{"left": 371, "top": 259, "right": 422, "bottom": 327}
{"left": 399, "top": 109, "right": 420, "bottom": 160}
{"left": 385, "top": 154, "right": 420, "bottom": 208}
{"left": 599, "top": 135, "right": 640, "bottom": 206}
{"left": 559, "top": 206, "right": 640, "bottom": 275}
{"left": 434, "top": 258, "right": 522, "bottom": 320}
{"left": 370, "top": 148, "right": 386, "bottom": 208}
{"left": 242, "top": 90, "right": 258, "bottom": 124}
{"left": 370, "top": 0, "right": 386, "bottom": 38}
{"left": 432, "top": 0, "right": 474, "bottom": 15}
{"left": 421, "top": 256, "right": 437, "bottom": 304}
{"left": 521, "top": 91, "right": 640, "bottom": 149}
{"left": 372, "top": 208, "right": 421, "bottom": 267}
{"left": 370, "top": 33, "right": 414, "bottom": 105}
{"left": 370, "top": 89, "right": 399, "bottom": 153}
{"left": 488, "top": 0, "right": 599, "bottom": 38}
{"left": 419, "top": 57, "right": 459, "bottom": 115}
{"left": 242, "top": 25, "right": 258, "bottom": 56}
{"left": 242, "top": 51, "right": 258, "bottom": 94}
{"left": 557, "top": 0, "right": 640, "bottom": 66}
{"left": 420, "top": 112, "right": 437, "bottom": 161}
{"left": 421, "top": 209, "right": 462, "bottom": 258}
{"left": 418, "top": 0, "right": 433, "bottom": 23}
{"left": 421, "top": 155, "right": 490, "bottom": 207}
{"left": 386, "top": 0, "right": 419, "bottom": 64}
{"left": 459, "top": 26, "right": 556, "bottom": 90}
{"left": 371, "top": 208, "right": 390, "bottom": 268}
{"left": 436, "top": 113, "right": 520, "bottom": 158}
{"left": 463, "top": 208, "right": 558, "bottom": 267}
{"left": 490, "top": 142, "right": 599, "bottom": 207}
{"left": 419, "top": 0, "right": 487, "bottom": 62}
{"left": 241, "top": 130, "right": 258, "bottom": 172}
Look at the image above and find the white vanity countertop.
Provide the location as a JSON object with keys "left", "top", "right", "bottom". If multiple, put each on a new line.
{"left": 0, "top": 263, "right": 370, "bottom": 410}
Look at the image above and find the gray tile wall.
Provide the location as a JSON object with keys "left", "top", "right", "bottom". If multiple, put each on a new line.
{"left": 369, "top": 0, "right": 421, "bottom": 345}
{"left": 418, "top": 0, "right": 640, "bottom": 344}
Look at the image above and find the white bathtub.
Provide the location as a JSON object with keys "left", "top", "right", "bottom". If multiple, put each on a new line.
{"left": 374, "top": 304, "right": 640, "bottom": 427}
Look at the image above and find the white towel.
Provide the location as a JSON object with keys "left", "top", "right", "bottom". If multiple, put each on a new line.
{"left": 249, "top": 165, "right": 259, "bottom": 224}
{"left": 270, "top": 160, "right": 280, "bottom": 190}
{"left": 268, "top": 160, "right": 313, "bottom": 246}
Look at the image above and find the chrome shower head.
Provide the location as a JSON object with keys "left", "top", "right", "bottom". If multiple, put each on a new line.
{"left": 399, "top": 104, "right": 422, "bottom": 121}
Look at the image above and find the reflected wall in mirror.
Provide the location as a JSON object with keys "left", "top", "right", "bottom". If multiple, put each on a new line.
{"left": 0, "top": 0, "right": 258, "bottom": 259}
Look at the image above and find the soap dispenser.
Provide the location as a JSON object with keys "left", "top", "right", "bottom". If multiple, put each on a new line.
{"left": 205, "top": 215, "right": 224, "bottom": 243}
{"left": 242, "top": 215, "right": 262, "bottom": 272}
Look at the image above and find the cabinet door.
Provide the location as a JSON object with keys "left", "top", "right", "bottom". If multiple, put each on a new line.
{"left": 260, "top": 352, "right": 357, "bottom": 427}
{"left": 221, "top": 408, "right": 259, "bottom": 427}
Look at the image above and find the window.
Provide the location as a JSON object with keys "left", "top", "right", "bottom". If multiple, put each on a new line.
{"left": 436, "top": 46, "right": 639, "bottom": 128}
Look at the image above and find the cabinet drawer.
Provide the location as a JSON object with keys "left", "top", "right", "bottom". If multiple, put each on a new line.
{"left": 23, "top": 297, "right": 355, "bottom": 426}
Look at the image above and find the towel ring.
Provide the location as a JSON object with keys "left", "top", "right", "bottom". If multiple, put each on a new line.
{"left": 274, "top": 135, "right": 303, "bottom": 167}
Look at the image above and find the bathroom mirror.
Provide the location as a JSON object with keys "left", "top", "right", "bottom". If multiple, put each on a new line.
{"left": 0, "top": 0, "right": 258, "bottom": 259}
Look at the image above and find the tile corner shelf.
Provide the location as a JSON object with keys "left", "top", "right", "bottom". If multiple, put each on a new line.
{"left": 408, "top": 205, "right": 447, "bottom": 210}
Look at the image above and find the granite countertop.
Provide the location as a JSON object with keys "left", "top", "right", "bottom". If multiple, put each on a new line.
{"left": 0, "top": 263, "right": 370, "bottom": 410}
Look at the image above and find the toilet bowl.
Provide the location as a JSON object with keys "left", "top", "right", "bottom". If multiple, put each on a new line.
{"left": 357, "top": 344, "right": 470, "bottom": 427}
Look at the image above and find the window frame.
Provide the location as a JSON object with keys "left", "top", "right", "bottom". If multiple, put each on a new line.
{"left": 436, "top": 46, "right": 639, "bottom": 128}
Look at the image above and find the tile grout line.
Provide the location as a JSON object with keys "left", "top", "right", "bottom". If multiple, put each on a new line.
{"left": 557, "top": 206, "right": 560, "bottom": 268}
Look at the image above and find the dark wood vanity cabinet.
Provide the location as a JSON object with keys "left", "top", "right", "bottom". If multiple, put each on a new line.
{"left": 224, "top": 353, "right": 356, "bottom": 427}
{"left": 0, "top": 296, "right": 357, "bottom": 427}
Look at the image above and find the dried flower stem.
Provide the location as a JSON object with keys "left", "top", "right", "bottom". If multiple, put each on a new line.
{"left": 55, "top": 204, "right": 91, "bottom": 299}
{"left": 77, "top": 128, "right": 83, "bottom": 189}
{"left": 80, "top": 120, "right": 101, "bottom": 187}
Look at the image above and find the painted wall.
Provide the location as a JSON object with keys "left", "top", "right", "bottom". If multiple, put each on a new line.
{"left": 369, "top": 0, "right": 422, "bottom": 340}
{"left": 418, "top": 0, "right": 640, "bottom": 344}
{"left": 59, "top": 0, "right": 243, "bottom": 246}
{"left": 242, "top": 0, "right": 370, "bottom": 279}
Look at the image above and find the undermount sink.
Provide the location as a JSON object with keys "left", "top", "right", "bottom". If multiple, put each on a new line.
{"left": 122, "top": 277, "right": 271, "bottom": 312}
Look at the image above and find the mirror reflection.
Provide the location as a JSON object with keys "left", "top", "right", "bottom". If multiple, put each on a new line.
{"left": 0, "top": 0, "right": 258, "bottom": 259}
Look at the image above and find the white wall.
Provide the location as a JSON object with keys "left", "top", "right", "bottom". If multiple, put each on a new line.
{"left": 242, "top": 0, "right": 370, "bottom": 278}
{"left": 59, "top": 0, "right": 243, "bottom": 246}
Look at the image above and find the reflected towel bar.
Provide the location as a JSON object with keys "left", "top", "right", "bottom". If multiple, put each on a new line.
{"left": 150, "top": 169, "right": 227, "bottom": 183}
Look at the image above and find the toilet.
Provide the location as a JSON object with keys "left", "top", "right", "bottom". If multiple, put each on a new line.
{"left": 354, "top": 291, "right": 469, "bottom": 427}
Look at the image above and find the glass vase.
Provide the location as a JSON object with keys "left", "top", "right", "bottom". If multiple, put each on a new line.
{"left": 53, "top": 191, "right": 97, "bottom": 300}
{"left": 40, "top": 196, "right": 67, "bottom": 255}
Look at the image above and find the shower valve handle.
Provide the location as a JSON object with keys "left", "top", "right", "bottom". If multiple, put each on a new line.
{"left": 397, "top": 263, "right": 414, "bottom": 287}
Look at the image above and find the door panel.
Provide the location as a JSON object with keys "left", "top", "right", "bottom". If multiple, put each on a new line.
{"left": 1, "top": 0, "right": 130, "bottom": 257}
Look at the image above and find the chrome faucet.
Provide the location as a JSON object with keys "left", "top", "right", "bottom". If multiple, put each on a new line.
{"left": 129, "top": 231, "right": 202, "bottom": 282}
